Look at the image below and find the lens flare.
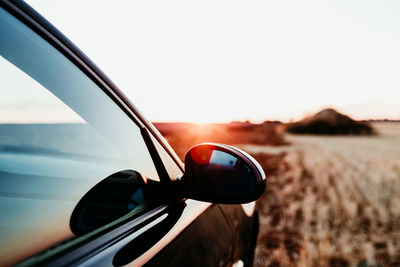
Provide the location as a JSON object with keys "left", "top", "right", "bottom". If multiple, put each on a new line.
{"left": 189, "top": 145, "right": 214, "bottom": 164}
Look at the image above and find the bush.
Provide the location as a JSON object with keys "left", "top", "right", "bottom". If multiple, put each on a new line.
{"left": 285, "top": 109, "right": 374, "bottom": 135}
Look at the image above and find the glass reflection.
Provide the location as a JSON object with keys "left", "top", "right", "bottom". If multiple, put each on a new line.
{"left": 0, "top": 7, "right": 159, "bottom": 266}
{"left": 209, "top": 150, "right": 238, "bottom": 168}
{"left": 184, "top": 145, "right": 257, "bottom": 203}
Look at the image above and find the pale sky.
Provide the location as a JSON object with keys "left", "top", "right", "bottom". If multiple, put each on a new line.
{"left": 26, "top": 0, "right": 400, "bottom": 123}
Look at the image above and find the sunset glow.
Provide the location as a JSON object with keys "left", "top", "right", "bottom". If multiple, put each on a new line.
{"left": 26, "top": 0, "right": 400, "bottom": 123}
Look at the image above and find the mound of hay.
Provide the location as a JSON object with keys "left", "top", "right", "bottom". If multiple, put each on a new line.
{"left": 286, "top": 108, "right": 374, "bottom": 135}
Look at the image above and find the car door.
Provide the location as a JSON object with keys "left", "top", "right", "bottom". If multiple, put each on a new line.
{"left": 0, "top": 1, "right": 236, "bottom": 266}
{"left": 143, "top": 204, "right": 234, "bottom": 267}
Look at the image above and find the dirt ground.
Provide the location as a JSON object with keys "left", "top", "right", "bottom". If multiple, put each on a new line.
{"left": 241, "top": 123, "right": 400, "bottom": 267}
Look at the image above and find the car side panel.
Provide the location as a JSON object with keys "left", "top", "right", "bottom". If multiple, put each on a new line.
{"left": 219, "top": 204, "right": 259, "bottom": 267}
{"left": 143, "top": 204, "right": 234, "bottom": 267}
{"left": 69, "top": 200, "right": 210, "bottom": 266}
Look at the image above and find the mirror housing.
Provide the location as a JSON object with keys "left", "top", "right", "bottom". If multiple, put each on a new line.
{"left": 180, "top": 143, "right": 266, "bottom": 204}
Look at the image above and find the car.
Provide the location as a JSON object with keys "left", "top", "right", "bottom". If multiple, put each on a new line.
{"left": 0, "top": 1, "right": 266, "bottom": 266}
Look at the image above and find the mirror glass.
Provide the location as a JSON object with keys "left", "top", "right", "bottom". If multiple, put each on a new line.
{"left": 209, "top": 150, "right": 238, "bottom": 168}
{"left": 183, "top": 144, "right": 265, "bottom": 204}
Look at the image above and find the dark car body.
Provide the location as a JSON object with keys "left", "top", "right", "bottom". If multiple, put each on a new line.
{"left": 0, "top": 1, "right": 263, "bottom": 266}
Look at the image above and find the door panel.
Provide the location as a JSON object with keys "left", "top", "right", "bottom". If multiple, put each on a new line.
{"left": 219, "top": 204, "right": 258, "bottom": 266}
{"left": 144, "top": 204, "right": 234, "bottom": 267}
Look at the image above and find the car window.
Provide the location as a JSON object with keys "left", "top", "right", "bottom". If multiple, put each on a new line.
{"left": 0, "top": 7, "right": 160, "bottom": 266}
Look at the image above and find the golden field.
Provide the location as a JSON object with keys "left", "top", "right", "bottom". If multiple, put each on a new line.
{"left": 242, "top": 122, "right": 400, "bottom": 267}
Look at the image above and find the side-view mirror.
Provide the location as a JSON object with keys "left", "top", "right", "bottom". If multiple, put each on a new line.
{"left": 180, "top": 143, "right": 266, "bottom": 204}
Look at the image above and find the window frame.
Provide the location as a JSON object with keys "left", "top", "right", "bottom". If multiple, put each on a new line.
{"left": 0, "top": 0, "right": 185, "bottom": 265}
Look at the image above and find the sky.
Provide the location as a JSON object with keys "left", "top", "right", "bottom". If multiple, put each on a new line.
{"left": 26, "top": 0, "right": 400, "bottom": 123}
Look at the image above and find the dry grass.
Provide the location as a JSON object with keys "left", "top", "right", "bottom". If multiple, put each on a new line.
{"left": 247, "top": 122, "right": 400, "bottom": 267}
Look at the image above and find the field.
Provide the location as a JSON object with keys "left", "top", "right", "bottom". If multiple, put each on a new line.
{"left": 155, "top": 122, "right": 400, "bottom": 266}
{"left": 244, "top": 122, "right": 400, "bottom": 267}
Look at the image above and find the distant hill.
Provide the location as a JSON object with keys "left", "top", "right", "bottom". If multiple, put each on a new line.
{"left": 285, "top": 108, "right": 374, "bottom": 135}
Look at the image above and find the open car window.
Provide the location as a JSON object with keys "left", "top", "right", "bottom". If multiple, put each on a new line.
{"left": 0, "top": 7, "right": 161, "bottom": 266}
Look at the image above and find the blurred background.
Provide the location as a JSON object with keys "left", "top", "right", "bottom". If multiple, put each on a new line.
{"left": 27, "top": 1, "right": 400, "bottom": 266}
